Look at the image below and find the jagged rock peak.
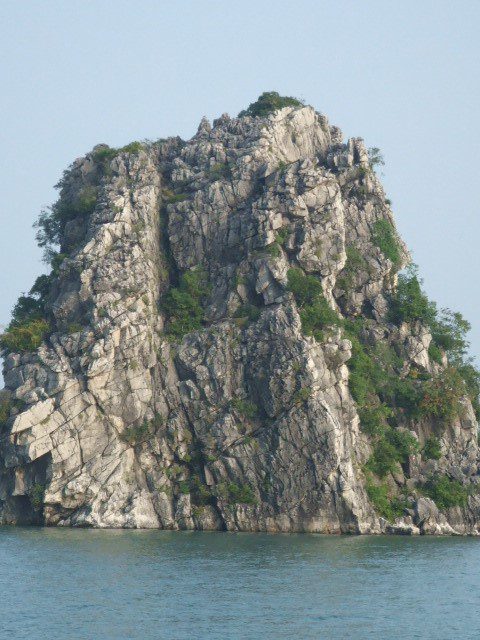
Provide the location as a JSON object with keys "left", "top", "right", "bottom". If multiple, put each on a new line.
{"left": 0, "top": 92, "right": 478, "bottom": 534}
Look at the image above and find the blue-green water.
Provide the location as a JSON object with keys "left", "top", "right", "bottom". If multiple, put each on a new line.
{"left": 1, "top": 529, "right": 479, "bottom": 639}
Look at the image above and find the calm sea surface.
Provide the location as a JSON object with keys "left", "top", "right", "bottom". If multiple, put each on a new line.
{"left": 0, "top": 528, "right": 479, "bottom": 639}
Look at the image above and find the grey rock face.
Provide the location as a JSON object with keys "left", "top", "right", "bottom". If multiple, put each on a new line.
{"left": 1, "top": 104, "right": 479, "bottom": 534}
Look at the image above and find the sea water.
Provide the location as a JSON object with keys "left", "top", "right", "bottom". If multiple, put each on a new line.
{"left": 0, "top": 527, "right": 479, "bottom": 639}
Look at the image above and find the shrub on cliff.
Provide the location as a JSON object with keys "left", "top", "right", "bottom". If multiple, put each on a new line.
{"left": 0, "top": 318, "right": 50, "bottom": 353}
{"left": 365, "top": 476, "right": 409, "bottom": 520}
{"left": 418, "top": 368, "right": 466, "bottom": 422}
{"left": 287, "top": 268, "right": 340, "bottom": 340}
{"left": 238, "top": 91, "right": 304, "bottom": 118}
{"left": 163, "top": 268, "right": 210, "bottom": 339}
{"left": 0, "top": 394, "right": 12, "bottom": 428}
{"left": 35, "top": 185, "right": 98, "bottom": 253}
{"left": 422, "top": 436, "right": 442, "bottom": 461}
{"left": 421, "top": 475, "right": 470, "bottom": 510}
{"left": 389, "top": 265, "right": 437, "bottom": 326}
{"left": 372, "top": 219, "right": 401, "bottom": 269}
{"left": 217, "top": 482, "right": 257, "bottom": 505}
{"left": 336, "top": 245, "right": 369, "bottom": 293}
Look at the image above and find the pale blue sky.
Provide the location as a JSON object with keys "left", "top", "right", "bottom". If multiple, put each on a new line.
{"left": 1, "top": 1, "right": 479, "bottom": 361}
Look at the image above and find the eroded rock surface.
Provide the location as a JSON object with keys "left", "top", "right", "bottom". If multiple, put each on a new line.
{"left": 1, "top": 102, "right": 479, "bottom": 533}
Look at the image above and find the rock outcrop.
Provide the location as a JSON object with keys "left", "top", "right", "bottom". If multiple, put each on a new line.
{"left": 1, "top": 95, "right": 479, "bottom": 533}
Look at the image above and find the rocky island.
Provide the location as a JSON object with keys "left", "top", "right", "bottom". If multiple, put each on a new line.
{"left": 1, "top": 92, "right": 479, "bottom": 534}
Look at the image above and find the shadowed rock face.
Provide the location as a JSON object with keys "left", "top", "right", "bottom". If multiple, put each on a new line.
{"left": 1, "top": 104, "right": 479, "bottom": 533}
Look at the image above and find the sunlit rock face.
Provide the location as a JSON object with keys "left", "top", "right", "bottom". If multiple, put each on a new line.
{"left": 1, "top": 101, "right": 478, "bottom": 534}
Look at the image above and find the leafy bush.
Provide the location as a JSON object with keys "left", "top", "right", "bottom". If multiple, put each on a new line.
{"left": 9, "top": 270, "right": 59, "bottom": 331}
{"left": 238, "top": 91, "right": 304, "bottom": 118}
{"left": 120, "top": 141, "right": 143, "bottom": 154}
{"left": 231, "top": 398, "right": 258, "bottom": 420}
{"left": 233, "top": 304, "right": 261, "bottom": 324}
{"left": 1, "top": 318, "right": 50, "bottom": 352}
{"left": 388, "top": 266, "right": 479, "bottom": 417}
{"left": 217, "top": 482, "right": 257, "bottom": 505}
{"left": 421, "top": 475, "right": 470, "bottom": 510}
{"left": 365, "top": 475, "right": 408, "bottom": 520}
{"left": 428, "top": 342, "right": 443, "bottom": 365}
{"left": 275, "top": 227, "right": 289, "bottom": 246}
{"left": 0, "top": 395, "right": 12, "bottom": 428}
{"left": 67, "top": 323, "right": 84, "bottom": 335}
{"left": 372, "top": 219, "right": 401, "bottom": 268}
{"left": 208, "top": 162, "right": 231, "bottom": 181}
{"left": 419, "top": 368, "right": 466, "bottom": 422}
{"left": 93, "top": 141, "right": 143, "bottom": 163}
{"left": 431, "top": 309, "right": 470, "bottom": 354}
{"left": 189, "top": 476, "right": 214, "bottom": 506}
{"left": 389, "top": 265, "right": 437, "bottom": 326}
{"left": 35, "top": 185, "right": 98, "bottom": 252}
{"left": 120, "top": 420, "right": 151, "bottom": 446}
{"left": 337, "top": 245, "right": 368, "bottom": 293}
{"left": 357, "top": 404, "right": 392, "bottom": 437}
{"left": 299, "top": 299, "right": 340, "bottom": 341}
{"left": 265, "top": 242, "right": 281, "bottom": 258}
{"left": 287, "top": 268, "right": 340, "bottom": 341}
{"left": 422, "top": 435, "right": 442, "bottom": 461}
{"left": 293, "top": 386, "right": 312, "bottom": 404}
{"left": 367, "top": 147, "right": 385, "bottom": 169}
{"left": 287, "top": 268, "right": 323, "bottom": 307}
{"left": 163, "top": 268, "right": 210, "bottom": 339}
{"left": 366, "top": 428, "right": 419, "bottom": 478}
{"left": 346, "top": 334, "right": 385, "bottom": 407}
{"left": 456, "top": 362, "right": 480, "bottom": 420}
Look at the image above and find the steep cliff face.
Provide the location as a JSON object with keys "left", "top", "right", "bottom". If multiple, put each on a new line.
{"left": 1, "top": 96, "right": 479, "bottom": 533}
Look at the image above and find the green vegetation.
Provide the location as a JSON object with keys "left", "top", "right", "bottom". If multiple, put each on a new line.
{"left": 389, "top": 265, "right": 436, "bottom": 325}
{"left": 35, "top": 184, "right": 98, "bottom": 254}
{"left": 189, "top": 476, "right": 214, "bottom": 506}
{"left": 265, "top": 242, "right": 282, "bottom": 258}
{"left": 238, "top": 91, "right": 304, "bottom": 118}
{"left": 366, "top": 428, "right": 419, "bottom": 478}
{"left": 420, "top": 475, "right": 470, "bottom": 510}
{"left": 422, "top": 435, "right": 442, "bottom": 461}
{"left": 275, "top": 227, "right": 289, "bottom": 246}
{"left": 164, "top": 193, "right": 188, "bottom": 204}
{"left": 265, "top": 228, "right": 290, "bottom": 258}
{"left": 92, "top": 141, "right": 143, "bottom": 164}
{"left": 365, "top": 476, "right": 409, "bottom": 520}
{"left": 343, "top": 320, "right": 468, "bottom": 495}
{"left": 337, "top": 245, "right": 368, "bottom": 293}
{"left": 456, "top": 362, "right": 480, "bottom": 420}
{"left": 30, "top": 484, "right": 45, "bottom": 511}
{"left": 217, "top": 482, "right": 257, "bottom": 505}
{"left": 0, "top": 395, "right": 12, "bottom": 428}
{"left": 208, "top": 162, "right": 231, "bottom": 181}
{"left": 287, "top": 268, "right": 322, "bottom": 306}
{"left": 67, "top": 323, "right": 84, "bottom": 335}
{"left": 372, "top": 219, "right": 401, "bottom": 268}
{"left": 120, "top": 421, "right": 150, "bottom": 446}
{"left": 120, "top": 414, "right": 164, "bottom": 446}
{"left": 388, "top": 266, "right": 480, "bottom": 418}
{"left": 287, "top": 268, "right": 340, "bottom": 341}
{"left": 0, "top": 318, "right": 50, "bottom": 353}
{"left": 367, "top": 147, "right": 385, "bottom": 169}
{"left": 293, "top": 386, "right": 313, "bottom": 405}
{"left": 233, "top": 304, "right": 261, "bottom": 324}
{"left": 428, "top": 342, "right": 443, "bottom": 365}
{"left": 419, "top": 368, "right": 466, "bottom": 422}
{"left": 163, "top": 268, "right": 210, "bottom": 339}
{"left": 231, "top": 398, "right": 259, "bottom": 421}
{"left": 431, "top": 309, "right": 471, "bottom": 357}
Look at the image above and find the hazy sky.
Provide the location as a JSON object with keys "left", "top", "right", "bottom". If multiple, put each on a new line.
{"left": 1, "top": 1, "right": 479, "bottom": 364}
